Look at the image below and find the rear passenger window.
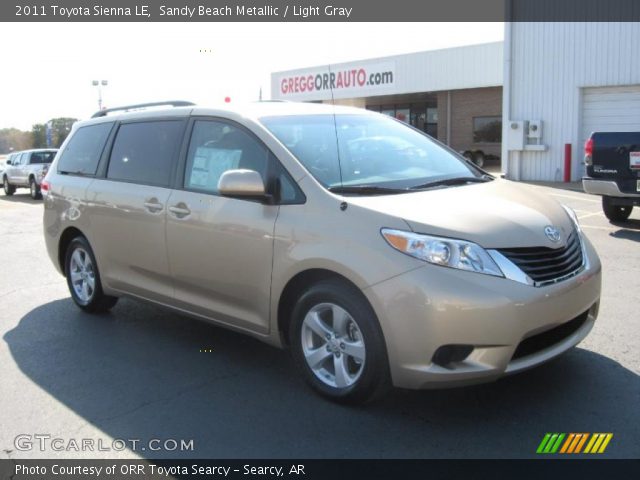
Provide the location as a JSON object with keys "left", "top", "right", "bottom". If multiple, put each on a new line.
{"left": 107, "top": 121, "right": 183, "bottom": 187}
{"left": 184, "top": 120, "right": 269, "bottom": 194}
{"left": 57, "top": 123, "right": 112, "bottom": 175}
{"left": 30, "top": 151, "right": 56, "bottom": 164}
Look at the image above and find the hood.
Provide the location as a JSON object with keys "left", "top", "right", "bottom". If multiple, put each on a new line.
{"left": 346, "top": 179, "right": 575, "bottom": 249}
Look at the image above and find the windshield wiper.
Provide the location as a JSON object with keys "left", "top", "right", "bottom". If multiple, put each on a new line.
{"left": 409, "top": 175, "right": 492, "bottom": 190}
{"left": 328, "top": 185, "right": 409, "bottom": 195}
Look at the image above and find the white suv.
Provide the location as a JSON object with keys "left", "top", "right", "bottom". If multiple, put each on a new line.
{"left": 3, "top": 149, "right": 58, "bottom": 199}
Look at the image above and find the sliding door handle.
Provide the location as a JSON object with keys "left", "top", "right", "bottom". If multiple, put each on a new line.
{"left": 168, "top": 205, "right": 191, "bottom": 217}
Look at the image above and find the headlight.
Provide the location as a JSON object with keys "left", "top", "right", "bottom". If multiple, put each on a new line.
{"left": 381, "top": 228, "right": 503, "bottom": 277}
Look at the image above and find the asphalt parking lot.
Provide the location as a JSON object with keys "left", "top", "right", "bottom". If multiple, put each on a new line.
{"left": 0, "top": 183, "right": 638, "bottom": 460}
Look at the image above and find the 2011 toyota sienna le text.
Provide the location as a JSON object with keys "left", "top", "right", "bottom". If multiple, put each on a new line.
{"left": 43, "top": 101, "right": 601, "bottom": 404}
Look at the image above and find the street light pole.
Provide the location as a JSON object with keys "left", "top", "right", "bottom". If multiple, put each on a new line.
{"left": 91, "top": 80, "right": 108, "bottom": 110}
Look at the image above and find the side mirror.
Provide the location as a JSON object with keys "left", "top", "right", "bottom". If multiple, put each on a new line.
{"left": 218, "top": 169, "right": 270, "bottom": 202}
{"left": 5, "top": 159, "right": 11, "bottom": 165}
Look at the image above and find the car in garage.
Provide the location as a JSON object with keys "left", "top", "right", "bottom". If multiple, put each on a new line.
{"left": 42, "top": 101, "right": 601, "bottom": 404}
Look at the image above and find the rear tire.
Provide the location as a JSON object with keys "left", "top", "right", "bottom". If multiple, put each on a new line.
{"left": 29, "top": 178, "right": 41, "bottom": 200}
{"left": 64, "top": 236, "right": 118, "bottom": 313}
{"left": 3, "top": 176, "right": 15, "bottom": 196}
{"left": 289, "top": 279, "right": 390, "bottom": 405}
{"left": 602, "top": 196, "right": 632, "bottom": 222}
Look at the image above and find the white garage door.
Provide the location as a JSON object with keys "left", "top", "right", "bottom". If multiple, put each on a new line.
{"left": 582, "top": 85, "right": 640, "bottom": 140}
{"left": 580, "top": 85, "right": 640, "bottom": 175}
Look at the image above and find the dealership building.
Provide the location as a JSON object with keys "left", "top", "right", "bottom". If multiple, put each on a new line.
{"left": 271, "top": 22, "right": 640, "bottom": 182}
{"left": 272, "top": 42, "right": 504, "bottom": 167}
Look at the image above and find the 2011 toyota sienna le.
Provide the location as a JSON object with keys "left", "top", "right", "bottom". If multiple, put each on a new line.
{"left": 43, "top": 101, "right": 601, "bottom": 404}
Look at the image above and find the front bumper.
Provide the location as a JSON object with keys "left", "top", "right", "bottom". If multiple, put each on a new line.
{"left": 364, "top": 235, "right": 602, "bottom": 389}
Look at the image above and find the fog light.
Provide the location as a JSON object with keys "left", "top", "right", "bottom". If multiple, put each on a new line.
{"left": 432, "top": 345, "right": 474, "bottom": 367}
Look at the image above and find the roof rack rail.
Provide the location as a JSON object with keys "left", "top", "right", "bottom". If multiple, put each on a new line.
{"left": 91, "top": 100, "right": 195, "bottom": 118}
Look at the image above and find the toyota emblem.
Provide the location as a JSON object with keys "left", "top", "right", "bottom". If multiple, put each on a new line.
{"left": 544, "top": 225, "right": 561, "bottom": 243}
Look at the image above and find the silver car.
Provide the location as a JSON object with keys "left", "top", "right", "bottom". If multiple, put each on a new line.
{"left": 3, "top": 148, "right": 58, "bottom": 199}
{"left": 43, "top": 101, "right": 601, "bottom": 404}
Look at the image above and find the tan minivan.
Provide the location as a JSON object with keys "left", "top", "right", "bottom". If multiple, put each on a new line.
{"left": 43, "top": 101, "right": 601, "bottom": 403}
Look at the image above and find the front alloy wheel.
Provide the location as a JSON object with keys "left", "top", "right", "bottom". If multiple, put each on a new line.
{"left": 290, "top": 279, "right": 389, "bottom": 404}
{"left": 301, "top": 303, "right": 366, "bottom": 389}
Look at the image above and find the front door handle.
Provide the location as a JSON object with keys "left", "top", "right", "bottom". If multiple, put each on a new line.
{"left": 168, "top": 204, "right": 191, "bottom": 218}
{"left": 143, "top": 200, "right": 164, "bottom": 213}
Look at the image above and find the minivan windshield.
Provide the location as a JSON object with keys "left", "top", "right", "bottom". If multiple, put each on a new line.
{"left": 260, "top": 113, "right": 484, "bottom": 192}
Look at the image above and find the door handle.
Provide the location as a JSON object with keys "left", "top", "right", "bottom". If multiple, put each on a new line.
{"left": 168, "top": 205, "right": 191, "bottom": 218}
{"left": 143, "top": 201, "right": 164, "bottom": 213}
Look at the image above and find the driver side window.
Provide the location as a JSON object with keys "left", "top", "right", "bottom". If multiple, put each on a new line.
{"left": 184, "top": 120, "right": 269, "bottom": 194}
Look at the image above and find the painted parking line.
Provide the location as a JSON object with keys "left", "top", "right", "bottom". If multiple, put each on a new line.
{"left": 578, "top": 211, "right": 604, "bottom": 220}
{"left": 548, "top": 192, "right": 600, "bottom": 203}
{"left": 580, "top": 224, "right": 619, "bottom": 231}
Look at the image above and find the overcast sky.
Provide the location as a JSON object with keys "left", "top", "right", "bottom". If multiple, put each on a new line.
{"left": 0, "top": 22, "right": 503, "bottom": 130}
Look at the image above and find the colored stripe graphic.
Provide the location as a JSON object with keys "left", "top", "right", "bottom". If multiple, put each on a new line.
{"left": 598, "top": 433, "right": 613, "bottom": 453}
{"left": 585, "top": 433, "right": 613, "bottom": 454}
{"left": 560, "top": 433, "right": 575, "bottom": 453}
{"left": 536, "top": 433, "right": 565, "bottom": 453}
{"left": 550, "top": 433, "right": 565, "bottom": 453}
{"left": 574, "top": 433, "right": 589, "bottom": 453}
{"left": 536, "top": 433, "right": 552, "bottom": 453}
{"left": 538, "top": 433, "right": 613, "bottom": 454}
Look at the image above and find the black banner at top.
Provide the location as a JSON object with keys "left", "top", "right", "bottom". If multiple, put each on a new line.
{"left": 4, "top": 0, "right": 640, "bottom": 22}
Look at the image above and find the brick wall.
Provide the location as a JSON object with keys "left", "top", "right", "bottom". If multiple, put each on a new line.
{"left": 437, "top": 86, "right": 502, "bottom": 158}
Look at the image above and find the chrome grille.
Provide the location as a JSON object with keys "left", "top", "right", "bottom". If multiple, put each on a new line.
{"left": 498, "top": 230, "right": 583, "bottom": 284}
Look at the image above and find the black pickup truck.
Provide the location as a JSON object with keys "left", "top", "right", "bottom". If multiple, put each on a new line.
{"left": 582, "top": 132, "right": 640, "bottom": 222}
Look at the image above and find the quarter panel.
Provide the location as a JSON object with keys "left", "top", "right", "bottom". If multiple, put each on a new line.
{"left": 43, "top": 174, "right": 96, "bottom": 274}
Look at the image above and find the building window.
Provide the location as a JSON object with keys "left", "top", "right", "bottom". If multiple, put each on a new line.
{"left": 395, "top": 106, "right": 410, "bottom": 123}
{"left": 473, "top": 116, "right": 502, "bottom": 143}
{"left": 367, "top": 103, "right": 438, "bottom": 139}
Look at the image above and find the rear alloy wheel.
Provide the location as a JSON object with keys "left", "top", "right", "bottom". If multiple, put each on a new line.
{"left": 290, "top": 279, "right": 389, "bottom": 404}
{"left": 3, "top": 177, "right": 15, "bottom": 196}
{"left": 65, "top": 236, "right": 118, "bottom": 313}
{"left": 602, "top": 196, "right": 632, "bottom": 222}
{"left": 29, "top": 178, "right": 41, "bottom": 200}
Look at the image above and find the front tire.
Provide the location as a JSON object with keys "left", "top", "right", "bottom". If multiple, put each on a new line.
{"left": 3, "top": 177, "right": 15, "bottom": 196}
{"left": 64, "top": 236, "right": 118, "bottom": 313}
{"left": 29, "top": 178, "right": 41, "bottom": 200}
{"left": 602, "top": 196, "right": 632, "bottom": 222}
{"left": 290, "top": 279, "right": 390, "bottom": 404}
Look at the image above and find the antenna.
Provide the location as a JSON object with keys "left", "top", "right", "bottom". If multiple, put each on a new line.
{"left": 327, "top": 64, "right": 345, "bottom": 189}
